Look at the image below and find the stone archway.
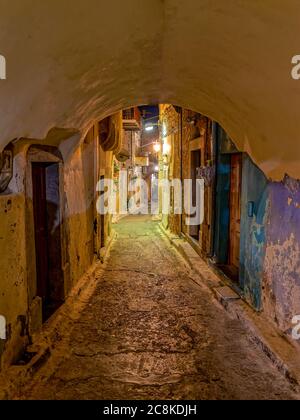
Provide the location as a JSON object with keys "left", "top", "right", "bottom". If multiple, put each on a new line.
{"left": 0, "top": 1, "right": 299, "bottom": 181}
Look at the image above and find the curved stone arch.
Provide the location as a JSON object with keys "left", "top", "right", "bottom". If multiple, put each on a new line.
{"left": 0, "top": 1, "right": 300, "bottom": 180}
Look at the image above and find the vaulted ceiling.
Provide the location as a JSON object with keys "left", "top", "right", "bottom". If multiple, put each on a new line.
{"left": 0, "top": 0, "right": 300, "bottom": 179}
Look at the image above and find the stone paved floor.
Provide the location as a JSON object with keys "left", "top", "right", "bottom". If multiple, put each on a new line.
{"left": 18, "top": 216, "right": 299, "bottom": 400}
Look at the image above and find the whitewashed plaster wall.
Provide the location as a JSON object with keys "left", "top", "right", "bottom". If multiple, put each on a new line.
{"left": 0, "top": 0, "right": 299, "bottom": 180}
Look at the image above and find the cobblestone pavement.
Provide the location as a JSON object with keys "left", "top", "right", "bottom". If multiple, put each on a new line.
{"left": 18, "top": 216, "right": 298, "bottom": 400}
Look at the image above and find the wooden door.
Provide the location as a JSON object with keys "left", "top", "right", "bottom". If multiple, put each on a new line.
{"left": 229, "top": 154, "right": 242, "bottom": 270}
{"left": 32, "top": 162, "right": 63, "bottom": 321}
{"left": 32, "top": 164, "right": 49, "bottom": 303}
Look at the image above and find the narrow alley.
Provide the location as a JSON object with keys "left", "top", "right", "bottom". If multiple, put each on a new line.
{"left": 15, "top": 216, "right": 297, "bottom": 400}
{"left": 2, "top": 0, "right": 300, "bottom": 405}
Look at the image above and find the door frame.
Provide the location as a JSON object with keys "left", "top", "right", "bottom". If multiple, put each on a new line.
{"left": 25, "top": 145, "right": 68, "bottom": 328}
{"left": 213, "top": 129, "right": 244, "bottom": 285}
{"left": 228, "top": 152, "right": 243, "bottom": 270}
{"left": 188, "top": 148, "right": 202, "bottom": 239}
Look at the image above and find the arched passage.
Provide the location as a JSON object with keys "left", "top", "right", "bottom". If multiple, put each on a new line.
{"left": 0, "top": 1, "right": 300, "bottom": 180}
{"left": 0, "top": 1, "right": 300, "bottom": 399}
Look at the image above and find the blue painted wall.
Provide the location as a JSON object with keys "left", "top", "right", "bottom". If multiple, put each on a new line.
{"left": 262, "top": 176, "right": 300, "bottom": 330}
{"left": 267, "top": 176, "right": 300, "bottom": 246}
{"left": 214, "top": 156, "right": 230, "bottom": 264}
{"left": 214, "top": 125, "right": 268, "bottom": 310}
{"left": 214, "top": 126, "right": 300, "bottom": 328}
{"left": 214, "top": 126, "right": 236, "bottom": 264}
{"left": 240, "top": 155, "right": 268, "bottom": 310}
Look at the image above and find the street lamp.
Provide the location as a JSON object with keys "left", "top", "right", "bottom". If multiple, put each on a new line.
{"left": 143, "top": 120, "right": 160, "bottom": 133}
{"left": 145, "top": 125, "right": 154, "bottom": 132}
{"left": 153, "top": 142, "right": 161, "bottom": 153}
{"left": 163, "top": 143, "right": 171, "bottom": 155}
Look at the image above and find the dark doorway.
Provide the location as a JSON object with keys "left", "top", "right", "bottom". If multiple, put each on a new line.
{"left": 189, "top": 149, "right": 201, "bottom": 240}
{"left": 228, "top": 153, "right": 242, "bottom": 271}
{"left": 216, "top": 153, "right": 242, "bottom": 283}
{"left": 32, "top": 162, "right": 64, "bottom": 322}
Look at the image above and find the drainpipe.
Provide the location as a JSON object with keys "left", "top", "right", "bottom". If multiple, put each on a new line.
{"left": 208, "top": 121, "right": 218, "bottom": 258}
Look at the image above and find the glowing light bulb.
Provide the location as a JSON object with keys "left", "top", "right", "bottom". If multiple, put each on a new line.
{"left": 145, "top": 125, "right": 154, "bottom": 132}
{"left": 163, "top": 143, "right": 171, "bottom": 155}
{"left": 153, "top": 142, "right": 161, "bottom": 153}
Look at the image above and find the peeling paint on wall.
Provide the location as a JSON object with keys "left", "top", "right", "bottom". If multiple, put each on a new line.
{"left": 0, "top": 124, "right": 114, "bottom": 368}
{"left": 263, "top": 176, "right": 300, "bottom": 332}
{"left": 240, "top": 155, "right": 268, "bottom": 310}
